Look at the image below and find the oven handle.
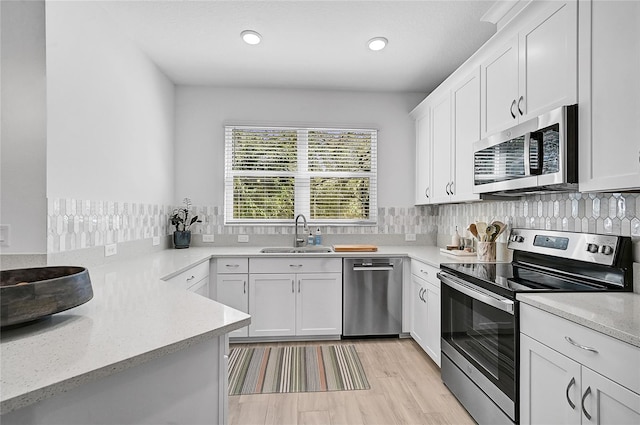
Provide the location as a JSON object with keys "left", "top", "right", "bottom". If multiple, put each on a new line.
{"left": 437, "top": 272, "right": 515, "bottom": 315}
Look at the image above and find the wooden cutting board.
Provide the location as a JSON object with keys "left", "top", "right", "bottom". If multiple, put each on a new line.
{"left": 332, "top": 244, "right": 378, "bottom": 252}
{"left": 440, "top": 248, "right": 477, "bottom": 257}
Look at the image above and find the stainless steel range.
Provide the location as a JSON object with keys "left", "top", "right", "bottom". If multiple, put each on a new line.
{"left": 438, "top": 229, "right": 633, "bottom": 425}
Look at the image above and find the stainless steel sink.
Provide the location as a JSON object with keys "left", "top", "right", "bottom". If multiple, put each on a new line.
{"left": 260, "top": 246, "right": 333, "bottom": 253}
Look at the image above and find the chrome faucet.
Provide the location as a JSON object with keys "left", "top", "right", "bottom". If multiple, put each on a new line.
{"left": 294, "top": 214, "right": 308, "bottom": 247}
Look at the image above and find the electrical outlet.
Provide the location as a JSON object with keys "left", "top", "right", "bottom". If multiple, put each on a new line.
{"left": 0, "top": 225, "right": 10, "bottom": 247}
{"left": 152, "top": 236, "right": 160, "bottom": 246}
{"left": 405, "top": 233, "right": 417, "bottom": 242}
{"left": 237, "top": 234, "right": 249, "bottom": 243}
{"left": 104, "top": 243, "right": 117, "bottom": 257}
{"left": 203, "top": 234, "right": 215, "bottom": 243}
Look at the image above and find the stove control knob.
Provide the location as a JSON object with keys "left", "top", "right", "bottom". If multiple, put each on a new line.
{"left": 510, "top": 235, "right": 524, "bottom": 243}
{"left": 601, "top": 245, "right": 614, "bottom": 255}
{"left": 587, "top": 243, "right": 599, "bottom": 253}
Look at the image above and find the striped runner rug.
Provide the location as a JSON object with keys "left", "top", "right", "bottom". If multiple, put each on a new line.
{"left": 228, "top": 345, "right": 370, "bottom": 395}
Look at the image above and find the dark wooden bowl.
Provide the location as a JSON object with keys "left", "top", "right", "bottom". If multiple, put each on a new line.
{"left": 1, "top": 266, "right": 93, "bottom": 328}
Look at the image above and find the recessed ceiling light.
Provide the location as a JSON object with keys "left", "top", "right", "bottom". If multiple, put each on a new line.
{"left": 367, "top": 37, "right": 388, "bottom": 51}
{"left": 241, "top": 30, "right": 261, "bottom": 45}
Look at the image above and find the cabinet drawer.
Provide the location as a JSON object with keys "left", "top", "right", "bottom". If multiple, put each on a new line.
{"left": 410, "top": 260, "right": 440, "bottom": 287}
{"left": 216, "top": 257, "right": 249, "bottom": 274}
{"left": 249, "top": 257, "right": 342, "bottom": 274}
{"left": 165, "top": 261, "right": 210, "bottom": 290}
{"left": 520, "top": 304, "right": 640, "bottom": 394}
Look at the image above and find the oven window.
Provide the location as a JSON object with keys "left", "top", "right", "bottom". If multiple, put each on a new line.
{"left": 442, "top": 284, "right": 516, "bottom": 400}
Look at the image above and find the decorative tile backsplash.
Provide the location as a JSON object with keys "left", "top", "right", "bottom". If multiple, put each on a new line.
{"left": 193, "top": 206, "right": 436, "bottom": 237}
{"left": 47, "top": 198, "right": 171, "bottom": 253}
{"left": 47, "top": 193, "right": 639, "bottom": 253}
{"left": 437, "top": 192, "right": 640, "bottom": 241}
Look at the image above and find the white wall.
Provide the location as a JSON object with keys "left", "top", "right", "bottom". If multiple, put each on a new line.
{"left": 0, "top": 0, "right": 47, "bottom": 254}
{"left": 175, "top": 87, "right": 424, "bottom": 207}
{"left": 45, "top": 1, "right": 175, "bottom": 204}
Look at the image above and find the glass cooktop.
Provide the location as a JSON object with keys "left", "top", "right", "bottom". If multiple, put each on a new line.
{"left": 440, "top": 262, "right": 613, "bottom": 299}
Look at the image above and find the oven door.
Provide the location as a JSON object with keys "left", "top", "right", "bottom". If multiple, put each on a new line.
{"left": 439, "top": 271, "right": 517, "bottom": 421}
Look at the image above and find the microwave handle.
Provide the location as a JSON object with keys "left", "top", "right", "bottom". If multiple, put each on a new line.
{"left": 523, "top": 133, "right": 531, "bottom": 176}
{"left": 528, "top": 131, "right": 544, "bottom": 176}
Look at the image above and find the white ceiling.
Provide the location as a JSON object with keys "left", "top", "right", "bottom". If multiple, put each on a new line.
{"left": 89, "top": 0, "right": 497, "bottom": 93}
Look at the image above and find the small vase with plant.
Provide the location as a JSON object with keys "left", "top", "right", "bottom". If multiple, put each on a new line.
{"left": 170, "top": 198, "right": 200, "bottom": 249}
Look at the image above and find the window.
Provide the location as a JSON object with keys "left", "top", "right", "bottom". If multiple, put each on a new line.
{"left": 224, "top": 126, "right": 377, "bottom": 224}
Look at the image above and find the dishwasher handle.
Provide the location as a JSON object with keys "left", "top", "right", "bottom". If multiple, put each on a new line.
{"left": 353, "top": 264, "right": 394, "bottom": 272}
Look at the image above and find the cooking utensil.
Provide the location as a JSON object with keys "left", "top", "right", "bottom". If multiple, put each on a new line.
{"left": 468, "top": 223, "right": 479, "bottom": 239}
{"left": 475, "top": 221, "right": 487, "bottom": 241}
{"left": 491, "top": 220, "right": 506, "bottom": 241}
{"left": 485, "top": 224, "right": 498, "bottom": 242}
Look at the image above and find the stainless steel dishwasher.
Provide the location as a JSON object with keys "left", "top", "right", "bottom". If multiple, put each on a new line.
{"left": 343, "top": 258, "right": 403, "bottom": 337}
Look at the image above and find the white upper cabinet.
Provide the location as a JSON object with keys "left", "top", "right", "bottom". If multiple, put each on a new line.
{"left": 451, "top": 67, "right": 481, "bottom": 203}
{"left": 481, "top": 36, "right": 520, "bottom": 136}
{"left": 481, "top": 1, "right": 577, "bottom": 137}
{"left": 414, "top": 108, "right": 432, "bottom": 205}
{"left": 430, "top": 91, "right": 453, "bottom": 204}
{"left": 578, "top": 0, "right": 640, "bottom": 192}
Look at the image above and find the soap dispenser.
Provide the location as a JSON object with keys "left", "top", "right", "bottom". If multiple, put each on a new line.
{"left": 315, "top": 228, "right": 322, "bottom": 246}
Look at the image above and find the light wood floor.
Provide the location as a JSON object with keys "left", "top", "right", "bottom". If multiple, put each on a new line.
{"left": 228, "top": 338, "right": 475, "bottom": 425}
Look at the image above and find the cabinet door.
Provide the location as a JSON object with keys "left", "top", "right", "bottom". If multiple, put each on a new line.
{"left": 430, "top": 92, "right": 453, "bottom": 203}
{"left": 451, "top": 67, "right": 481, "bottom": 203}
{"left": 415, "top": 112, "right": 432, "bottom": 204}
{"left": 581, "top": 367, "right": 640, "bottom": 425}
{"left": 410, "top": 276, "right": 427, "bottom": 349}
{"left": 248, "top": 274, "right": 296, "bottom": 337}
{"left": 481, "top": 36, "right": 519, "bottom": 137}
{"left": 579, "top": 0, "right": 640, "bottom": 192}
{"left": 189, "top": 277, "right": 210, "bottom": 299}
{"left": 296, "top": 273, "right": 342, "bottom": 336}
{"left": 423, "top": 280, "right": 441, "bottom": 367}
{"left": 520, "top": 334, "right": 582, "bottom": 425}
{"left": 216, "top": 274, "right": 249, "bottom": 338}
{"left": 519, "top": 1, "right": 577, "bottom": 120}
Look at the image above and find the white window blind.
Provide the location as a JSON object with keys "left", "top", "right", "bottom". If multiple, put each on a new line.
{"left": 224, "top": 126, "right": 377, "bottom": 224}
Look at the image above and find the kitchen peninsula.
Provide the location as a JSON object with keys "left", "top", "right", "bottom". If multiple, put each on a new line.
{"left": 0, "top": 248, "right": 250, "bottom": 425}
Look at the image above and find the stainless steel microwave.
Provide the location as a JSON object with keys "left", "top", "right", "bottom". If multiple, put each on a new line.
{"left": 473, "top": 105, "right": 577, "bottom": 195}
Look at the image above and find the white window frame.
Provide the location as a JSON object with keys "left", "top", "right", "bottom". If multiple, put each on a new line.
{"left": 224, "top": 125, "right": 377, "bottom": 225}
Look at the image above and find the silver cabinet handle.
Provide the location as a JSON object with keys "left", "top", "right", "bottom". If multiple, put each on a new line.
{"left": 289, "top": 264, "right": 303, "bottom": 268}
{"left": 445, "top": 182, "right": 451, "bottom": 195}
{"left": 186, "top": 275, "right": 195, "bottom": 281}
{"left": 225, "top": 264, "right": 240, "bottom": 268}
{"left": 449, "top": 181, "right": 454, "bottom": 196}
{"left": 581, "top": 386, "right": 592, "bottom": 420}
{"left": 243, "top": 280, "right": 246, "bottom": 294}
{"left": 291, "top": 280, "right": 294, "bottom": 293}
{"left": 566, "top": 377, "right": 576, "bottom": 409}
{"left": 418, "top": 287, "right": 424, "bottom": 302}
{"left": 425, "top": 187, "right": 430, "bottom": 198}
{"left": 298, "top": 280, "right": 301, "bottom": 293}
{"left": 510, "top": 99, "right": 517, "bottom": 119}
{"left": 420, "top": 269, "right": 428, "bottom": 276}
{"left": 518, "top": 95, "right": 524, "bottom": 115}
{"left": 565, "top": 336, "right": 599, "bottom": 353}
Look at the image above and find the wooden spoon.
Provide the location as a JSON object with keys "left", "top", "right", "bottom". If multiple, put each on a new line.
{"left": 468, "top": 223, "right": 479, "bottom": 239}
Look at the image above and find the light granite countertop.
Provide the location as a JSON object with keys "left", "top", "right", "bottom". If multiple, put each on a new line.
{"left": 1, "top": 243, "right": 488, "bottom": 415}
{"left": 517, "top": 292, "right": 640, "bottom": 348}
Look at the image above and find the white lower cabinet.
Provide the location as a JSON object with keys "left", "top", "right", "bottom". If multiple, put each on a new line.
{"left": 520, "top": 304, "right": 640, "bottom": 424}
{"left": 215, "top": 257, "right": 249, "bottom": 338}
{"left": 249, "top": 273, "right": 297, "bottom": 337}
{"left": 248, "top": 258, "right": 342, "bottom": 339}
{"left": 164, "top": 260, "right": 210, "bottom": 298}
{"left": 409, "top": 260, "right": 441, "bottom": 366}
